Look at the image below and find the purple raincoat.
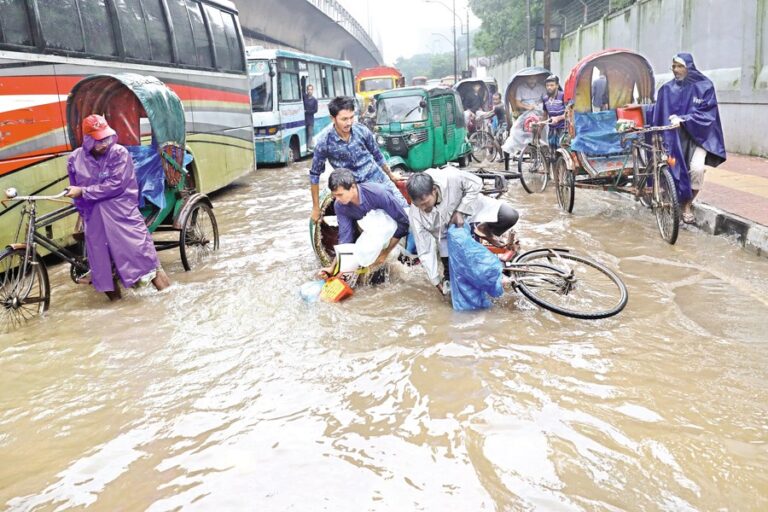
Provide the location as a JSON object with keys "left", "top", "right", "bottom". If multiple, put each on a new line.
{"left": 67, "top": 135, "right": 159, "bottom": 292}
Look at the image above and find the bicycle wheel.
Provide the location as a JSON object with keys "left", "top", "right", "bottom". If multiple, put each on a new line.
{"left": 0, "top": 247, "right": 50, "bottom": 331}
{"left": 180, "top": 202, "right": 220, "bottom": 271}
{"left": 469, "top": 130, "right": 495, "bottom": 163}
{"left": 511, "top": 248, "right": 628, "bottom": 319}
{"left": 553, "top": 156, "right": 574, "bottom": 212}
{"left": 654, "top": 165, "right": 680, "bottom": 245}
{"left": 518, "top": 145, "right": 549, "bottom": 193}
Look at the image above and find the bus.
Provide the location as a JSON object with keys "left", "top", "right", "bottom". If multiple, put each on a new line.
{"left": 411, "top": 76, "right": 428, "bottom": 86}
{"left": 0, "top": 0, "right": 255, "bottom": 247}
{"left": 246, "top": 48, "right": 354, "bottom": 164}
{"left": 355, "top": 66, "right": 404, "bottom": 110}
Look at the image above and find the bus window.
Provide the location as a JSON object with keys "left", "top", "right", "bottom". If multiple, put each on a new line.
{"left": 167, "top": 0, "right": 196, "bottom": 65}
{"left": 186, "top": 0, "right": 213, "bottom": 68}
{"left": 141, "top": 0, "right": 173, "bottom": 62}
{"left": 248, "top": 60, "right": 272, "bottom": 112}
{"left": 203, "top": 5, "right": 244, "bottom": 71}
{"left": 333, "top": 67, "right": 344, "bottom": 95}
{"left": 323, "top": 65, "right": 334, "bottom": 97}
{"left": 221, "top": 11, "right": 245, "bottom": 71}
{"left": 0, "top": 0, "right": 34, "bottom": 47}
{"left": 279, "top": 72, "right": 300, "bottom": 102}
{"left": 115, "top": 0, "right": 152, "bottom": 60}
{"left": 37, "top": 0, "right": 85, "bottom": 52}
{"left": 343, "top": 69, "right": 354, "bottom": 97}
{"left": 80, "top": 0, "right": 118, "bottom": 56}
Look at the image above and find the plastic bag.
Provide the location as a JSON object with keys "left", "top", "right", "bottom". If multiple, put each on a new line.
{"left": 447, "top": 224, "right": 504, "bottom": 311}
{"left": 353, "top": 209, "right": 398, "bottom": 267}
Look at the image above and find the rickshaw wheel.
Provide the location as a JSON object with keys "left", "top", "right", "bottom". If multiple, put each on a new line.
{"left": 180, "top": 202, "right": 220, "bottom": 271}
{"left": 518, "top": 145, "right": 549, "bottom": 194}
{"left": 654, "top": 165, "right": 680, "bottom": 245}
{"left": 0, "top": 248, "right": 50, "bottom": 332}
{"left": 554, "top": 157, "right": 574, "bottom": 213}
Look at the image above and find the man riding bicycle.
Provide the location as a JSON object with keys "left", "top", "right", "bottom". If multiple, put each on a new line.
{"left": 541, "top": 75, "right": 566, "bottom": 148}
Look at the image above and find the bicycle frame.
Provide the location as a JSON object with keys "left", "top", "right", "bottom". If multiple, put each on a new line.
{"left": 5, "top": 193, "right": 88, "bottom": 278}
{"left": 622, "top": 125, "right": 677, "bottom": 205}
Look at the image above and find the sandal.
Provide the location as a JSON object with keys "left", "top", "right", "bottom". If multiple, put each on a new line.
{"left": 682, "top": 211, "right": 695, "bottom": 224}
{"left": 473, "top": 226, "right": 506, "bottom": 248}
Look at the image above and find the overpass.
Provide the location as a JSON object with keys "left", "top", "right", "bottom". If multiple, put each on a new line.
{"left": 234, "top": 0, "right": 383, "bottom": 70}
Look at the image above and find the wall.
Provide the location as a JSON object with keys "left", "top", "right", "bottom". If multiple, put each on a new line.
{"left": 489, "top": 0, "right": 767, "bottom": 156}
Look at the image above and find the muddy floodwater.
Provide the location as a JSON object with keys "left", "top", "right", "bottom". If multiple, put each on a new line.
{"left": 2, "top": 161, "right": 767, "bottom": 511}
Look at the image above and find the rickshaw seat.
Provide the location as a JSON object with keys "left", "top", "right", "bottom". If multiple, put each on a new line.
{"left": 570, "top": 110, "right": 627, "bottom": 157}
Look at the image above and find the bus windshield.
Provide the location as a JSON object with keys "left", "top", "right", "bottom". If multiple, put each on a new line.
{"left": 360, "top": 78, "right": 393, "bottom": 92}
{"left": 248, "top": 60, "right": 273, "bottom": 112}
{"left": 376, "top": 96, "right": 427, "bottom": 124}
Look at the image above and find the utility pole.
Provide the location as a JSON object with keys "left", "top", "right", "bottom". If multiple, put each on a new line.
{"left": 526, "top": 0, "right": 531, "bottom": 66}
{"left": 466, "top": 4, "right": 470, "bottom": 75}
{"left": 543, "top": 0, "right": 551, "bottom": 70}
{"left": 452, "top": 0, "right": 458, "bottom": 81}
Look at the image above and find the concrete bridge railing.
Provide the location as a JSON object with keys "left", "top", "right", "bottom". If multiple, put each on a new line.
{"left": 306, "top": 0, "right": 383, "bottom": 65}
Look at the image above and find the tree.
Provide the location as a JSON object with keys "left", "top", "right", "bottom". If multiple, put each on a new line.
{"left": 394, "top": 52, "right": 454, "bottom": 83}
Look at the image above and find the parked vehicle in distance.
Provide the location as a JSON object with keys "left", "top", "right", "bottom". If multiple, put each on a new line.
{"left": 373, "top": 86, "right": 471, "bottom": 172}
{"left": 355, "top": 66, "right": 405, "bottom": 110}
{"left": 246, "top": 47, "right": 354, "bottom": 164}
{"left": 411, "top": 76, "right": 428, "bottom": 86}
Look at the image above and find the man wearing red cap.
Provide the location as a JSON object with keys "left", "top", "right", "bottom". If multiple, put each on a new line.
{"left": 65, "top": 114, "right": 170, "bottom": 300}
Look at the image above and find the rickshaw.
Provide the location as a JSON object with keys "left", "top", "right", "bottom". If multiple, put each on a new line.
{"left": 373, "top": 86, "right": 471, "bottom": 172}
{"left": 1, "top": 73, "right": 220, "bottom": 328}
{"left": 454, "top": 78, "right": 491, "bottom": 113}
{"left": 500, "top": 66, "right": 551, "bottom": 171}
{"left": 552, "top": 49, "right": 681, "bottom": 244}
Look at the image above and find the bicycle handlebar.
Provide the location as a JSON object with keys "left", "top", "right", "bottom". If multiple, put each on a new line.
{"left": 4, "top": 188, "right": 70, "bottom": 202}
{"left": 624, "top": 124, "right": 679, "bottom": 134}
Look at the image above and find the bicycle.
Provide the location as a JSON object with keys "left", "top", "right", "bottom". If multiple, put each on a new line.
{"left": 518, "top": 119, "right": 556, "bottom": 194}
{"left": 620, "top": 124, "right": 681, "bottom": 244}
{"left": 499, "top": 245, "right": 628, "bottom": 320}
{"left": 468, "top": 111, "right": 501, "bottom": 163}
{"left": 0, "top": 189, "right": 88, "bottom": 331}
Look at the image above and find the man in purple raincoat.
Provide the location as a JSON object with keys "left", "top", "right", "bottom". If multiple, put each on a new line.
{"left": 65, "top": 114, "right": 170, "bottom": 300}
{"left": 648, "top": 53, "right": 727, "bottom": 223}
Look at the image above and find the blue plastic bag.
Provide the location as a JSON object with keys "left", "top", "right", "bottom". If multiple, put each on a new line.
{"left": 446, "top": 224, "right": 504, "bottom": 311}
{"left": 126, "top": 145, "right": 166, "bottom": 210}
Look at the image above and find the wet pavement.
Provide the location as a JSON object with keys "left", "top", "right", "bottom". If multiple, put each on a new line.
{"left": 1, "top": 161, "right": 768, "bottom": 511}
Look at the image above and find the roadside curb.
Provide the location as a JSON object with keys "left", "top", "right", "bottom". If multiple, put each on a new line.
{"left": 693, "top": 202, "right": 768, "bottom": 258}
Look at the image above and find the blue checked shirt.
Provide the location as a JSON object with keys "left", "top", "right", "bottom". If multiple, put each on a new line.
{"left": 309, "top": 123, "right": 408, "bottom": 209}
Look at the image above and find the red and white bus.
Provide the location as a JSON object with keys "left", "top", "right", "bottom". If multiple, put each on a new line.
{"left": 0, "top": 0, "right": 255, "bottom": 245}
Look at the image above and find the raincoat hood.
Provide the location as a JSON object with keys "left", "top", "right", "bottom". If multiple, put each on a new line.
{"left": 674, "top": 52, "right": 708, "bottom": 84}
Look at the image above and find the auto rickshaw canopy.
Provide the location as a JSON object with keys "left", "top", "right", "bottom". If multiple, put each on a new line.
{"left": 564, "top": 49, "right": 655, "bottom": 113}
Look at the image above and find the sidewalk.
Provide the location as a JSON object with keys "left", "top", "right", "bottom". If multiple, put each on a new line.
{"left": 694, "top": 153, "right": 768, "bottom": 258}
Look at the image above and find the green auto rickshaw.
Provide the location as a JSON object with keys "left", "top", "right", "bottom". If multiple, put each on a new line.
{"left": 372, "top": 86, "right": 471, "bottom": 171}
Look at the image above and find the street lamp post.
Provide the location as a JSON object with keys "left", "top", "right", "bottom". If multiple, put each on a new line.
{"left": 424, "top": 0, "right": 468, "bottom": 81}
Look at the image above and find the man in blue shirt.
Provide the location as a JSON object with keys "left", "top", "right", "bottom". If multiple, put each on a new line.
{"left": 541, "top": 74, "right": 566, "bottom": 148}
{"left": 330, "top": 168, "right": 409, "bottom": 267}
{"left": 310, "top": 96, "right": 407, "bottom": 222}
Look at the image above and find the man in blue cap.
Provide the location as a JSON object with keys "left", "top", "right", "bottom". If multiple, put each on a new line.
{"left": 649, "top": 53, "right": 726, "bottom": 223}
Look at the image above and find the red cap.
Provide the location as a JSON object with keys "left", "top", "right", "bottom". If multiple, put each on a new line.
{"left": 82, "top": 114, "right": 116, "bottom": 140}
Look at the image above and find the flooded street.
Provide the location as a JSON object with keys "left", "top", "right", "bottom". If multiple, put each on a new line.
{"left": 2, "top": 162, "right": 767, "bottom": 511}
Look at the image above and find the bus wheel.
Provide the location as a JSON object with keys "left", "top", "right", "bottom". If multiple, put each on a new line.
{"left": 289, "top": 138, "right": 301, "bottom": 163}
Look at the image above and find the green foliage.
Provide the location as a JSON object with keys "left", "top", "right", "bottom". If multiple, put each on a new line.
{"left": 469, "top": 0, "right": 634, "bottom": 60}
{"left": 394, "top": 52, "right": 455, "bottom": 82}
